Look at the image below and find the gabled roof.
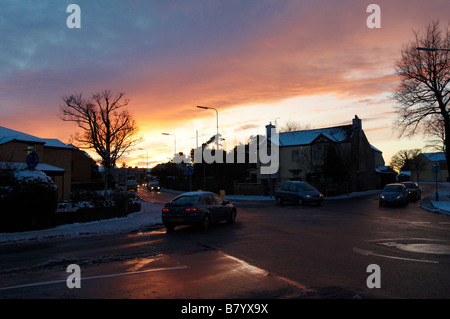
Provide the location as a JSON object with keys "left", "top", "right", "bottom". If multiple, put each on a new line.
{"left": 0, "top": 126, "right": 71, "bottom": 149}
{"left": 41, "top": 138, "right": 73, "bottom": 149}
{"left": 278, "top": 124, "right": 354, "bottom": 147}
{"left": 422, "top": 152, "right": 446, "bottom": 162}
{"left": 0, "top": 126, "right": 46, "bottom": 145}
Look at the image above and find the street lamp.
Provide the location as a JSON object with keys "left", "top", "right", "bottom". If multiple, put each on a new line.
{"left": 137, "top": 148, "right": 149, "bottom": 189}
{"left": 416, "top": 47, "right": 450, "bottom": 52}
{"left": 162, "top": 133, "right": 176, "bottom": 155}
{"left": 196, "top": 105, "right": 219, "bottom": 148}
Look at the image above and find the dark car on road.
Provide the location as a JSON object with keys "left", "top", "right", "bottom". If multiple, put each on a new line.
{"left": 162, "top": 191, "right": 237, "bottom": 232}
{"left": 275, "top": 181, "right": 324, "bottom": 205}
{"left": 401, "top": 182, "right": 421, "bottom": 201}
{"left": 379, "top": 183, "right": 409, "bottom": 207}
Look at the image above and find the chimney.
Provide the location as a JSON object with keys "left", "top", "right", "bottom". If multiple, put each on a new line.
{"left": 266, "top": 122, "right": 276, "bottom": 140}
{"left": 266, "top": 122, "right": 276, "bottom": 155}
{"left": 352, "top": 115, "right": 362, "bottom": 131}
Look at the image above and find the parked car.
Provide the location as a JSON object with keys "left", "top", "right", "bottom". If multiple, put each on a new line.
{"left": 401, "top": 182, "right": 421, "bottom": 201}
{"left": 379, "top": 183, "right": 409, "bottom": 207}
{"left": 275, "top": 181, "right": 324, "bottom": 205}
{"left": 161, "top": 191, "right": 237, "bottom": 232}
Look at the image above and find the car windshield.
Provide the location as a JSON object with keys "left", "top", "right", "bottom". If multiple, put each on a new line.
{"left": 403, "top": 183, "right": 416, "bottom": 188}
{"left": 383, "top": 185, "right": 403, "bottom": 192}
{"left": 171, "top": 195, "right": 200, "bottom": 204}
{"left": 298, "top": 183, "right": 316, "bottom": 191}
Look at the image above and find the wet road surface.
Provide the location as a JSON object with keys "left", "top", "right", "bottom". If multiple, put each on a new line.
{"left": 1, "top": 185, "right": 450, "bottom": 299}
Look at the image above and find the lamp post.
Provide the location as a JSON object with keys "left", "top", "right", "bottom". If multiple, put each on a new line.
{"left": 196, "top": 105, "right": 219, "bottom": 149}
{"left": 137, "top": 148, "right": 149, "bottom": 190}
{"left": 162, "top": 133, "right": 176, "bottom": 156}
{"left": 197, "top": 106, "right": 220, "bottom": 192}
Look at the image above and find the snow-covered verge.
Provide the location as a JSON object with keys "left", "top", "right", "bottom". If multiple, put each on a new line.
{"left": 0, "top": 201, "right": 164, "bottom": 244}
{"left": 420, "top": 184, "right": 450, "bottom": 216}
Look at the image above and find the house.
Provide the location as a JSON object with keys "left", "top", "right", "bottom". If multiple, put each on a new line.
{"left": 411, "top": 152, "right": 448, "bottom": 182}
{"left": 70, "top": 145, "right": 95, "bottom": 184}
{"left": 257, "top": 115, "right": 384, "bottom": 196}
{"left": 0, "top": 126, "right": 76, "bottom": 201}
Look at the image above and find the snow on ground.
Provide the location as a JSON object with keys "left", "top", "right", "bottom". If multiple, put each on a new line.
{"left": 0, "top": 201, "right": 164, "bottom": 244}
{"left": 421, "top": 183, "right": 450, "bottom": 217}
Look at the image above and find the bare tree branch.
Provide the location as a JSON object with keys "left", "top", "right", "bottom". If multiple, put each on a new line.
{"left": 392, "top": 20, "right": 450, "bottom": 175}
{"left": 60, "top": 90, "right": 143, "bottom": 191}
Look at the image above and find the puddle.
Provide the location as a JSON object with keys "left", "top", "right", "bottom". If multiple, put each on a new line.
{"left": 396, "top": 243, "right": 450, "bottom": 255}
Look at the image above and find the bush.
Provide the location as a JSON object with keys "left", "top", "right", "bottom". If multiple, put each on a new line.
{"left": 0, "top": 168, "right": 57, "bottom": 232}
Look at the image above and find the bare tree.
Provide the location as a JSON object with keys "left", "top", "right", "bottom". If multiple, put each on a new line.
{"left": 60, "top": 90, "right": 142, "bottom": 192}
{"left": 279, "top": 120, "right": 311, "bottom": 133}
{"left": 389, "top": 149, "right": 422, "bottom": 173}
{"left": 393, "top": 20, "right": 450, "bottom": 174}
{"left": 423, "top": 115, "right": 446, "bottom": 152}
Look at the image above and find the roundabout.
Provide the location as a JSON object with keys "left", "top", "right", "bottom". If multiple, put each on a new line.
{"left": 353, "top": 238, "right": 450, "bottom": 264}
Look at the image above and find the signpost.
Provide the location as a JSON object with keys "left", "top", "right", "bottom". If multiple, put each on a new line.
{"left": 26, "top": 151, "right": 39, "bottom": 169}
{"left": 432, "top": 163, "right": 440, "bottom": 201}
{"left": 185, "top": 165, "right": 194, "bottom": 191}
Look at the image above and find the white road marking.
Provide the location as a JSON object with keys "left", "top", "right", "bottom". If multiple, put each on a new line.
{"left": 0, "top": 265, "right": 189, "bottom": 291}
{"left": 352, "top": 247, "right": 439, "bottom": 264}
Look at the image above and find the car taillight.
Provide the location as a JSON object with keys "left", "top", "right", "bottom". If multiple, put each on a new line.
{"left": 162, "top": 208, "right": 170, "bottom": 212}
{"left": 184, "top": 208, "right": 198, "bottom": 212}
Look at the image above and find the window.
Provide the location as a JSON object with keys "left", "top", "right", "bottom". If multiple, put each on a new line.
{"left": 212, "top": 194, "right": 224, "bottom": 205}
{"left": 172, "top": 195, "right": 200, "bottom": 204}
{"left": 292, "top": 150, "right": 299, "bottom": 161}
{"left": 205, "top": 194, "right": 216, "bottom": 205}
{"left": 298, "top": 183, "right": 315, "bottom": 191}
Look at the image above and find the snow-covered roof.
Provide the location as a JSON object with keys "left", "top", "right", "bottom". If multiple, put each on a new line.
{"left": 376, "top": 165, "right": 390, "bottom": 172}
{"left": 371, "top": 145, "right": 382, "bottom": 153}
{"left": 423, "top": 152, "right": 446, "bottom": 162}
{"left": 0, "top": 126, "right": 46, "bottom": 145}
{"left": 0, "top": 126, "right": 70, "bottom": 149}
{"left": 0, "top": 162, "right": 65, "bottom": 172}
{"left": 41, "top": 138, "right": 73, "bottom": 149}
{"left": 278, "top": 125, "right": 354, "bottom": 147}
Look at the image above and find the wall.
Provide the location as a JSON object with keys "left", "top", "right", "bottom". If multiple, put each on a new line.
{"left": 0, "top": 141, "right": 45, "bottom": 163}
{"left": 43, "top": 147, "right": 72, "bottom": 200}
{"left": 71, "top": 149, "right": 92, "bottom": 183}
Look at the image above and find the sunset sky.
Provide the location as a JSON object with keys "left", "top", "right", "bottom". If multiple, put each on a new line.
{"left": 1, "top": 0, "right": 449, "bottom": 168}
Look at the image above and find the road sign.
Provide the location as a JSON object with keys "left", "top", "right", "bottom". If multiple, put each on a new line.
{"left": 432, "top": 164, "right": 441, "bottom": 175}
{"left": 26, "top": 151, "right": 39, "bottom": 169}
{"left": 185, "top": 165, "right": 194, "bottom": 176}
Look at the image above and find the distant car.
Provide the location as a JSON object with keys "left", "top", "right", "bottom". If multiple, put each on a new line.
{"left": 401, "top": 182, "right": 421, "bottom": 201}
{"left": 126, "top": 178, "right": 138, "bottom": 191}
{"left": 275, "top": 181, "right": 324, "bottom": 205}
{"left": 148, "top": 181, "right": 161, "bottom": 191}
{"left": 161, "top": 191, "right": 237, "bottom": 232}
{"left": 379, "top": 183, "right": 409, "bottom": 207}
